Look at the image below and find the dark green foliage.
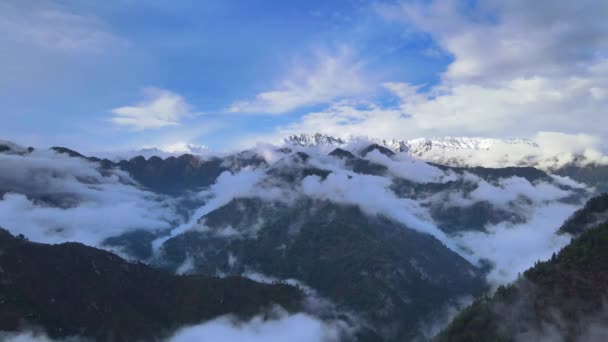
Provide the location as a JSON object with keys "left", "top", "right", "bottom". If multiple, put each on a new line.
{"left": 430, "top": 200, "right": 526, "bottom": 233}
{"left": 160, "top": 198, "right": 486, "bottom": 341}
{"left": 50, "top": 146, "right": 87, "bottom": 158}
{"left": 392, "top": 177, "right": 526, "bottom": 233}
{"left": 116, "top": 154, "right": 227, "bottom": 194}
{"left": 438, "top": 223, "right": 608, "bottom": 342}
{"left": 0, "top": 228, "right": 302, "bottom": 342}
{"left": 556, "top": 164, "right": 608, "bottom": 193}
{"left": 48, "top": 146, "right": 230, "bottom": 195}
{"left": 432, "top": 164, "right": 551, "bottom": 183}
{"left": 558, "top": 193, "right": 608, "bottom": 235}
{"left": 103, "top": 230, "right": 160, "bottom": 260}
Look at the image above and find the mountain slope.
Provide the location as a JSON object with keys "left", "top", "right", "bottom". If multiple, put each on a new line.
{"left": 284, "top": 133, "right": 346, "bottom": 147}
{"left": 0, "top": 139, "right": 593, "bottom": 341}
{"left": 0, "top": 228, "right": 302, "bottom": 341}
{"left": 558, "top": 193, "right": 608, "bottom": 235}
{"left": 438, "top": 204, "right": 608, "bottom": 341}
{"left": 158, "top": 198, "right": 486, "bottom": 341}
{"left": 555, "top": 164, "right": 608, "bottom": 193}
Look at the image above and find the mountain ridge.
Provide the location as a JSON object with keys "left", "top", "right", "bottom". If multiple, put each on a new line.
{"left": 0, "top": 227, "right": 303, "bottom": 342}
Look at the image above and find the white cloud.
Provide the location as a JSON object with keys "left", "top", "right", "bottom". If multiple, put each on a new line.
{"left": 408, "top": 131, "right": 608, "bottom": 169}
{"left": 111, "top": 88, "right": 197, "bottom": 130}
{"left": 364, "top": 149, "right": 448, "bottom": 183}
{"left": 301, "top": 171, "right": 458, "bottom": 251}
{"left": 0, "top": 150, "right": 176, "bottom": 247}
{"left": 388, "top": 0, "right": 608, "bottom": 83}
{"left": 152, "top": 168, "right": 269, "bottom": 249}
{"left": 468, "top": 177, "right": 571, "bottom": 207}
{"left": 455, "top": 202, "right": 576, "bottom": 287}
{"left": 267, "top": 0, "right": 608, "bottom": 148}
{"left": 228, "top": 49, "right": 369, "bottom": 114}
{"left": 168, "top": 313, "right": 342, "bottom": 342}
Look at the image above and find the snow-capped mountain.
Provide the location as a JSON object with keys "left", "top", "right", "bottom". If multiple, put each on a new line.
{"left": 283, "top": 133, "right": 346, "bottom": 147}
{"left": 404, "top": 137, "right": 538, "bottom": 156}
{"left": 283, "top": 134, "right": 571, "bottom": 169}
{"left": 284, "top": 134, "right": 536, "bottom": 154}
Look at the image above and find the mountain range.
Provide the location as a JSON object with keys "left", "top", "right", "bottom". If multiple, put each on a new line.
{"left": 0, "top": 136, "right": 607, "bottom": 341}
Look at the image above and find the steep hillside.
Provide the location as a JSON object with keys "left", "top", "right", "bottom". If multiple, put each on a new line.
{"left": 438, "top": 220, "right": 608, "bottom": 341}
{"left": 0, "top": 228, "right": 302, "bottom": 341}
{"left": 556, "top": 164, "right": 608, "bottom": 194}
{"left": 158, "top": 198, "right": 486, "bottom": 341}
{"left": 559, "top": 193, "right": 608, "bottom": 235}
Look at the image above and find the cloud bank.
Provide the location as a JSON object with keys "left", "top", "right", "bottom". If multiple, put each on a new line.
{"left": 0, "top": 150, "right": 175, "bottom": 247}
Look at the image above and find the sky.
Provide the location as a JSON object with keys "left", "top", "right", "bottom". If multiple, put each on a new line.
{"left": 1, "top": 0, "right": 607, "bottom": 152}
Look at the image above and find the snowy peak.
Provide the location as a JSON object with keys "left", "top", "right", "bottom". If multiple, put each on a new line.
{"left": 373, "top": 138, "right": 410, "bottom": 153}
{"left": 405, "top": 137, "right": 538, "bottom": 156}
{"left": 282, "top": 133, "right": 553, "bottom": 168}
{"left": 284, "top": 133, "right": 346, "bottom": 147}
{"left": 283, "top": 133, "right": 537, "bottom": 154}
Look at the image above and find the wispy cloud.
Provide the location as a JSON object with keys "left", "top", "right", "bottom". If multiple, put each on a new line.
{"left": 0, "top": 1, "right": 125, "bottom": 54}
{"left": 111, "top": 88, "right": 198, "bottom": 130}
{"left": 228, "top": 48, "right": 370, "bottom": 114}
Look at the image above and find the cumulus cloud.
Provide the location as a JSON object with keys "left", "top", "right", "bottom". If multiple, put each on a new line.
{"left": 0, "top": 150, "right": 175, "bottom": 247}
{"left": 266, "top": 0, "right": 608, "bottom": 150}
{"left": 383, "top": 0, "right": 608, "bottom": 83}
{"left": 388, "top": 0, "right": 608, "bottom": 139}
{"left": 228, "top": 48, "right": 370, "bottom": 114}
{"left": 111, "top": 88, "right": 197, "bottom": 130}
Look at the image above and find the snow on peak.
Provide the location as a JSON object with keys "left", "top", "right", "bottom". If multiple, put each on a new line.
{"left": 284, "top": 133, "right": 346, "bottom": 147}
{"left": 404, "top": 137, "right": 538, "bottom": 156}
{"left": 283, "top": 133, "right": 536, "bottom": 154}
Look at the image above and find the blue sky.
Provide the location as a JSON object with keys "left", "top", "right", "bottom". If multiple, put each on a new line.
{"left": 1, "top": 0, "right": 607, "bottom": 153}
